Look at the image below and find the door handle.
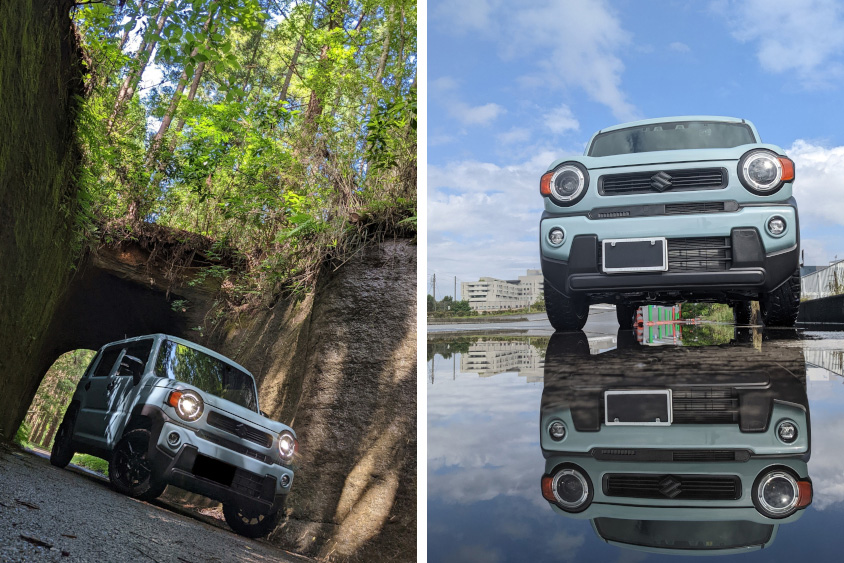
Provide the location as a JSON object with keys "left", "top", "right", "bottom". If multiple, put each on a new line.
{"left": 84, "top": 381, "right": 91, "bottom": 391}
{"left": 107, "top": 380, "right": 116, "bottom": 392}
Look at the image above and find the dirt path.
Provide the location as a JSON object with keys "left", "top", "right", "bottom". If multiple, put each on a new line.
{"left": 0, "top": 443, "right": 313, "bottom": 563}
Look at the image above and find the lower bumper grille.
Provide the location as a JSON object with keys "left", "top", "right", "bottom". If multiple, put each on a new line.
{"left": 667, "top": 237, "right": 732, "bottom": 272}
{"left": 604, "top": 474, "right": 741, "bottom": 500}
{"left": 672, "top": 388, "right": 739, "bottom": 424}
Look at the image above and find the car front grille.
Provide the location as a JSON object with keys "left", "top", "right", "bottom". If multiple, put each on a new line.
{"left": 196, "top": 430, "right": 274, "bottom": 465}
{"left": 604, "top": 474, "right": 741, "bottom": 500}
{"left": 664, "top": 201, "right": 728, "bottom": 215}
{"left": 672, "top": 387, "right": 740, "bottom": 424}
{"left": 207, "top": 411, "right": 273, "bottom": 448}
{"left": 667, "top": 237, "right": 732, "bottom": 272}
{"left": 599, "top": 168, "right": 727, "bottom": 196}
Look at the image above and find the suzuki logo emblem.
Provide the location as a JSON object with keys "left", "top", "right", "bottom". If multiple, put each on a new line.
{"left": 235, "top": 423, "right": 249, "bottom": 438}
{"left": 659, "top": 475, "right": 682, "bottom": 498}
{"left": 650, "top": 171, "right": 673, "bottom": 191}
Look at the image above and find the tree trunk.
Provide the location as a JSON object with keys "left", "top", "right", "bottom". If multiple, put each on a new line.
{"left": 373, "top": 6, "right": 393, "bottom": 86}
{"left": 278, "top": 0, "right": 317, "bottom": 104}
{"left": 43, "top": 413, "right": 61, "bottom": 449}
{"left": 31, "top": 416, "right": 48, "bottom": 447}
{"left": 302, "top": 0, "right": 347, "bottom": 131}
{"left": 108, "top": 0, "right": 172, "bottom": 133}
{"left": 148, "top": 4, "right": 217, "bottom": 165}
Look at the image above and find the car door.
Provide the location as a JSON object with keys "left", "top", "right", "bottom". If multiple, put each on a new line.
{"left": 74, "top": 344, "right": 123, "bottom": 448}
{"left": 104, "top": 339, "right": 155, "bottom": 446}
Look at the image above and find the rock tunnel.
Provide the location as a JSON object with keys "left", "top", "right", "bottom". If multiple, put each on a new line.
{"left": 8, "top": 237, "right": 221, "bottom": 442}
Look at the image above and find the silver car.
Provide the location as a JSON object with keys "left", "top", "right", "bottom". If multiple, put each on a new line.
{"left": 50, "top": 334, "right": 297, "bottom": 538}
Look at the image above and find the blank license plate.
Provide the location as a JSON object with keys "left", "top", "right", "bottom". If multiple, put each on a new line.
{"left": 605, "top": 390, "right": 672, "bottom": 426}
{"left": 603, "top": 237, "right": 667, "bottom": 273}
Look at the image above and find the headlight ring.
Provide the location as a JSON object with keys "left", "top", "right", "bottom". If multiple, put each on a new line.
{"left": 541, "top": 162, "right": 589, "bottom": 206}
{"left": 167, "top": 390, "right": 204, "bottom": 422}
{"left": 738, "top": 149, "right": 792, "bottom": 195}
{"left": 278, "top": 430, "right": 298, "bottom": 462}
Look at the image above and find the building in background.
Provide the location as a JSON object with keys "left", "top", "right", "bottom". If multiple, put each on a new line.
{"left": 461, "top": 269, "right": 544, "bottom": 311}
{"left": 801, "top": 260, "right": 844, "bottom": 300}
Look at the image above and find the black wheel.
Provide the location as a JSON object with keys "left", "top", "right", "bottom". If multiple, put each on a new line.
{"left": 732, "top": 301, "right": 754, "bottom": 325}
{"left": 223, "top": 502, "right": 283, "bottom": 538}
{"left": 545, "top": 282, "right": 589, "bottom": 331}
{"left": 760, "top": 269, "right": 801, "bottom": 327}
{"left": 108, "top": 429, "right": 166, "bottom": 501}
{"left": 616, "top": 303, "right": 637, "bottom": 329}
{"left": 50, "top": 405, "right": 78, "bottom": 468}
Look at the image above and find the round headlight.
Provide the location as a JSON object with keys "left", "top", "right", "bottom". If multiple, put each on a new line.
{"left": 548, "top": 228, "right": 565, "bottom": 247}
{"left": 739, "top": 150, "right": 784, "bottom": 194}
{"left": 278, "top": 431, "right": 297, "bottom": 461}
{"left": 776, "top": 419, "right": 798, "bottom": 444}
{"left": 548, "top": 420, "right": 567, "bottom": 441}
{"left": 755, "top": 469, "right": 799, "bottom": 518}
{"left": 551, "top": 467, "right": 591, "bottom": 511}
{"left": 549, "top": 164, "right": 588, "bottom": 205}
{"left": 168, "top": 390, "right": 204, "bottom": 422}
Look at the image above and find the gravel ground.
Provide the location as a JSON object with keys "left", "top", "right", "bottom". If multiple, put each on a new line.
{"left": 0, "top": 442, "right": 312, "bottom": 563}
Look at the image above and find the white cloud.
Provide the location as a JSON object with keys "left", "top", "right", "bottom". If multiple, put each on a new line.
{"left": 668, "top": 41, "right": 690, "bottom": 53}
{"left": 542, "top": 104, "right": 580, "bottom": 135}
{"left": 716, "top": 0, "right": 844, "bottom": 86}
{"left": 496, "top": 127, "right": 532, "bottom": 145}
{"left": 427, "top": 152, "right": 570, "bottom": 281}
{"left": 790, "top": 140, "right": 844, "bottom": 225}
{"left": 435, "top": 0, "right": 639, "bottom": 121}
{"left": 452, "top": 101, "right": 506, "bottom": 126}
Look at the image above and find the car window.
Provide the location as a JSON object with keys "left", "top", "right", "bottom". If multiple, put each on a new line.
{"left": 588, "top": 121, "right": 756, "bottom": 157}
{"left": 116, "top": 340, "right": 154, "bottom": 378}
{"left": 92, "top": 346, "right": 123, "bottom": 378}
{"left": 154, "top": 340, "right": 258, "bottom": 412}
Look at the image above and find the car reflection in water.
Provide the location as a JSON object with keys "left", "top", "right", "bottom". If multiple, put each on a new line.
{"left": 539, "top": 328, "right": 812, "bottom": 555}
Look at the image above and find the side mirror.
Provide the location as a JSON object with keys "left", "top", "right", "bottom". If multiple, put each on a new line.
{"left": 260, "top": 410, "right": 269, "bottom": 418}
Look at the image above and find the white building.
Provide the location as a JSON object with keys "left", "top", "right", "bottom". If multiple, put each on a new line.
{"left": 460, "top": 340, "right": 545, "bottom": 381}
{"left": 461, "top": 269, "right": 544, "bottom": 311}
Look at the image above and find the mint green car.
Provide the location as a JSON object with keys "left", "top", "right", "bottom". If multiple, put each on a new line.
{"left": 539, "top": 116, "right": 799, "bottom": 330}
{"left": 50, "top": 334, "right": 297, "bottom": 538}
{"left": 539, "top": 332, "right": 813, "bottom": 554}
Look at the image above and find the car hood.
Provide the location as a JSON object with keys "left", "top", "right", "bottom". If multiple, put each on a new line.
{"left": 546, "top": 144, "right": 787, "bottom": 172}
{"left": 153, "top": 378, "right": 294, "bottom": 436}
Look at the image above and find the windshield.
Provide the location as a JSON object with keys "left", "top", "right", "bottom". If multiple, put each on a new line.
{"left": 588, "top": 121, "right": 756, "bottom": 157}
{"left": 155, "top": 340, "right": 258, "bottom": 412}
{"left": 593, "top": 518, "right": 773, "bottom": 551}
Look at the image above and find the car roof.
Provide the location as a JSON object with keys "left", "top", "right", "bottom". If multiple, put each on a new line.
{"left": 97, "top": 333, "right": 254, "bottom": 377}
{"left": 597, "top": 115, "right": 750, "bottom": 133}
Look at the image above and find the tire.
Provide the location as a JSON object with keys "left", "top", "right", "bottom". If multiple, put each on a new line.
{"left": 50, "top": 405, "right": 78, "bottom": 468}
{"left": 732, "top": 301, "right": 754, "bottom": 325}
{"left": 223, "top": 502, "right": 283, "bottom": 538}
{"left": 616, "top": 303, "right": 637, "bottom": 329}
{"left": 760, "top": 269, "right": 801, "bottom": 327}
{"left": 108, "top": 429, "right": 167, "bottom": 501}
{"left": 545, "top": 282, "right": 589, "bottom": 331}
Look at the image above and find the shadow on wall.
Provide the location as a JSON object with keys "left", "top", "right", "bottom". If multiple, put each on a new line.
{"left": 212, "top": 240, "right": 416, "bottom": 562}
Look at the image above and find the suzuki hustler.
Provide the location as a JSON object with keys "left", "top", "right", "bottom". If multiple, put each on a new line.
{"left": 539, "top": 116, "right": 800, "bottom": 331}
{"left": 50, "top": 334, "right": 297, "bottom": 538}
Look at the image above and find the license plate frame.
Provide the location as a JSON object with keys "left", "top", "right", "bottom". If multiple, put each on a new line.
{"left": 605, "top": 389, "right": 673, "bottom": 426}
{"left": 602, "top": 237, "right": 668, "bottom": 273}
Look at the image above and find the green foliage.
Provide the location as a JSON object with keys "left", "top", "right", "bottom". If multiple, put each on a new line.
{"left": 68, "top": 0, "right": 417, "bottom": 304}
{"left": 70, "top": 453, "right": 109, "bottom": 474}
{"left": 14, "top": 421, "right": 31, "bottom": 448}
{"left": 681, "top": 303, "right": 734, "bottom": 322}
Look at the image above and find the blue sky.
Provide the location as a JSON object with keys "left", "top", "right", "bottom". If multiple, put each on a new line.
{"left": 427, "top": 0, "right": 844, "bottom": 297}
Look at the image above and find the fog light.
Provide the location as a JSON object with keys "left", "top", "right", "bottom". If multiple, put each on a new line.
{"left": 767, "top": 216, "right": 786, "bottom": 237}
{"left": 776, "top": 419, "right": 798, "bottom": 444}
{"left": 280, "top": 474, "right": 291, "bottom": 487}
{"left": 548, "top": 420, "right": 567, "bottom": 441}
{"left": 167, "top": 431, "right": 180, "bottom": 448}
{"left": 548, "top": 227, "right": 565, "bottom": 247}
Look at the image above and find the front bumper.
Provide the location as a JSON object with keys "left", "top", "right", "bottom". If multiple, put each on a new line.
{"left": 147, "top": 411, "right": 293, "bottom": 514}
{"left": 540, "top": 205, "right": 798, "bottom": 299}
